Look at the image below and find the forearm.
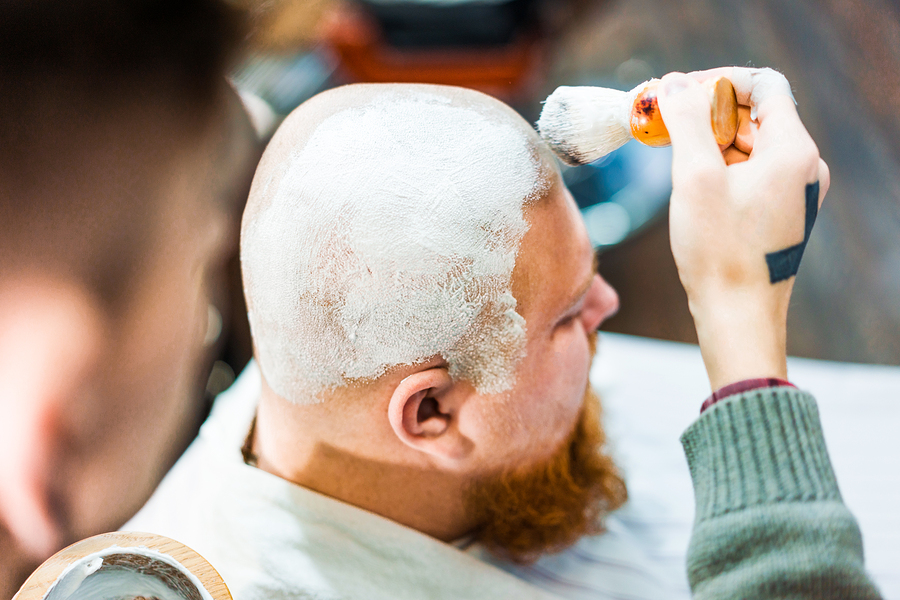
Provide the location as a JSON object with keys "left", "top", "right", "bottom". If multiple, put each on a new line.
{"left": 681, "top": 387, "right": 882, "bottom": 599}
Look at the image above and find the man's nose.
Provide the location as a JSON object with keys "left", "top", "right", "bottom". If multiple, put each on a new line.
{"left": 582, "top": 274, "right": 619, "bottom": 332}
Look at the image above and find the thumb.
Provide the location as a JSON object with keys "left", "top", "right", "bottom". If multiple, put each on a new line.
{"left": 657, "top": 72, "right": 723, "bottom": 177}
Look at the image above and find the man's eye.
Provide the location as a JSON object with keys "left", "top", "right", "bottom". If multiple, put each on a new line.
{"left": 557, "top": 312, "right": 582, "bottom": 328}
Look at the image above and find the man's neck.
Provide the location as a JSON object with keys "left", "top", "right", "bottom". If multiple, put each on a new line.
{"left": 251, "top": 391, "right": 476, "bottom": 543}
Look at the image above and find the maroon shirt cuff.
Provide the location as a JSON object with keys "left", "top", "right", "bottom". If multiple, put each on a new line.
{"left": 700, "top": 378, "right": 796, "bottom": 413}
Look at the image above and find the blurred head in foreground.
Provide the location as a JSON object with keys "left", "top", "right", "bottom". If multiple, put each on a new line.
{"left": 242, "top": 83, "right": 626, "bottom": 562}
{"left": 0, "top": 0, "right": 251, "bottom": 592}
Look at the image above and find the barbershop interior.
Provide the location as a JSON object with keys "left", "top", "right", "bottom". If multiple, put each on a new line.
{"left": 3, "top": 1, "right": 898, "bottom": 599}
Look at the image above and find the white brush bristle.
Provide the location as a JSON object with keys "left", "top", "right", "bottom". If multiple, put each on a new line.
{"left": 537, "top": 85, "right": 635, "bottom": 166}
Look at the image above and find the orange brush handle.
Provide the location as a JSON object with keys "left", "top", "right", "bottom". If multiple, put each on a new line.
{"left": 629, "top": 76, "right": 738, "bottom": 148}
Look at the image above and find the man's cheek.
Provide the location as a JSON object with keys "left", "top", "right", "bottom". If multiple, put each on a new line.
{"left": 553, "top": 330, "right": 592, "bottom": 385}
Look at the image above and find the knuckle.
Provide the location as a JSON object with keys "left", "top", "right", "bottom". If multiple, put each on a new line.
{"left": 818, "top": 158, "right": 830, "bottom": 182}
{"left": 779, "top": 138, "right": 820, "bottom": 174}
{"left": 817, "top": 158, "right": 831, "bottom": 197}
{"left": 757, "top": 67, "right": 790, "bottom": 88}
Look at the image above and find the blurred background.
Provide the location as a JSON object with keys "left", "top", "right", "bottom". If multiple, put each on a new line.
{"left": 3, "top": 3, "right": 898, "bottom": 594}
{"left": 223, "top": 0, "right": 900, "bottom": 385}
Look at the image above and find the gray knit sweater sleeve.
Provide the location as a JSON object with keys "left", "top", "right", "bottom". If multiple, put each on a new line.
{"left": 680, "top": 388, "right": 883, "bottom": 599}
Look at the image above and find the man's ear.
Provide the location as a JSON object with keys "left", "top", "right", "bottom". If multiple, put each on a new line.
{"left": 387, "top": 367, "right": 468, "bottom": 463}
{"left": 0, "top": 278, "right": 104, "bottom": 559}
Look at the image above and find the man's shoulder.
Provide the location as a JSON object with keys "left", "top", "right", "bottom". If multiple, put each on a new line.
{"left": 131, "top": 462, "right": 563, "bottom": 600}
{"left": 123, "top": 361, "right": 265, "bottom": 572}
{"left": 126, "top": 362, "right": 563, "bottom": 600}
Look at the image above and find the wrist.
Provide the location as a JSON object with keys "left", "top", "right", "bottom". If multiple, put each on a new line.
{"left": 689, "top": 292, "right": 788, "bottom": 390}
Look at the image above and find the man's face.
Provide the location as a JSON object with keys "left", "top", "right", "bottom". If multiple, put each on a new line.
{"left": 48, "top": 94, "right": 259, "bottom": 550}
{"left": 447, "top": 176, "right": 624, "bottom": 561}
{"left": 62, "top": 173, "right": 233, "bottom": 541}
{"left": 0, "top": 111, "right": 245, "bottom": 563}
{"left": 459, "top": 178, "right": 620, "bottom": 475}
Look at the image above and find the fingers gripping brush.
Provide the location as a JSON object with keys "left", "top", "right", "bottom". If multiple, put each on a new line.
{"left": 537, "top": 77, "right": 739, "bottom": 166}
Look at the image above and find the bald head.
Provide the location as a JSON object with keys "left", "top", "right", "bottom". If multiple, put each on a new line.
{"left": 241, "top": 84, "right": 558, "bottom": 402}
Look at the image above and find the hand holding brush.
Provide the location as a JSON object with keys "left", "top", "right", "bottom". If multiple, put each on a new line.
{"left": 659, "top": 67, "right": 829, "bottom": 389}
{"left": 537, "top": 73, "right": 739, "bottom": 165}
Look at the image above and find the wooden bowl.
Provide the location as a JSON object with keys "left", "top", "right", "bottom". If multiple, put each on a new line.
{"left": 13, "top": 532, "right": 231, "bottom": 600}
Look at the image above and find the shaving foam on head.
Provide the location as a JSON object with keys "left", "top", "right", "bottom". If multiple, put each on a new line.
{"left": 242, "top": 87, "right": 547, "bottom": 402}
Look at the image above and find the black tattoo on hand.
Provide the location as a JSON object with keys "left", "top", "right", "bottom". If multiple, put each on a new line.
{"left": 765, "top": 181, "right": 819, "bottom": 284}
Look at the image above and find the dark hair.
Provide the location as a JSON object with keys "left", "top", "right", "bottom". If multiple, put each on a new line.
{"left": 0, "top": 0, "right": 245, "bottom": 107}
{"left": 0, "top": 0, "right": 250, "bottom": 306}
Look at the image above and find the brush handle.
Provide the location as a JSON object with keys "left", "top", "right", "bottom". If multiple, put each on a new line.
{"left": 630, "top": 76, "right": 738, "bottom": 148}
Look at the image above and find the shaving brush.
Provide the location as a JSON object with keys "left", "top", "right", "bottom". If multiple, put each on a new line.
{"left": 537, "top": 76, "right": 738, "bottom": 166}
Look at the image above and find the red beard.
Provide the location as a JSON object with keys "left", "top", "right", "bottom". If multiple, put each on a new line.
{"left": 465, "top": 381, "right": 627, "bottom": 563}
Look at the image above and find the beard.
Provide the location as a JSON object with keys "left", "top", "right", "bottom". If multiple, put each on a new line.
{"left": 464, "top": 362, "right": 626, "bottom": 564}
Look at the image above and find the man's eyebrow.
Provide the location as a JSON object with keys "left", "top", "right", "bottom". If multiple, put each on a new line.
{"left": 559, "top": 254, "right": 599, "bottom": 318}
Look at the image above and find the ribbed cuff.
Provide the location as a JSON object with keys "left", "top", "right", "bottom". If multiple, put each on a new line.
{"left": 681, "top": 387, "right": 842, "bottom": 523}
{"left": 700, "top": 378, "right": 796, "bottom": 413}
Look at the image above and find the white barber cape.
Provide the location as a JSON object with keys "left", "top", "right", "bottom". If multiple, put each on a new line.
{"left": 126, "top": 358, "right": 684, "bottom": 600}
